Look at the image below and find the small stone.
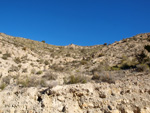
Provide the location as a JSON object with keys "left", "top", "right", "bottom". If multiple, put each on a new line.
{"left": 111, "top": 110, "right": 120, "bottom": 113}
{"left": 88, "top": 103, "right": 94, "bottom": 108}
{"left": 99, "top": 92, "right": 106, "bottom": 98}
{"left": 58, "top": 96, "right": 65, "bottom": 102}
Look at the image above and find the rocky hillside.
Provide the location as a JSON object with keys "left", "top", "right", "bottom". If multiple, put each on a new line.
{"left": 0, "top": 33, "right": 150, "bottom": 113}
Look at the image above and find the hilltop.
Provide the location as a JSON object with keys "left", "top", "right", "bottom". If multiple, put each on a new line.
{"left": 0, "top": 33, "right": 150, "bottom": 113}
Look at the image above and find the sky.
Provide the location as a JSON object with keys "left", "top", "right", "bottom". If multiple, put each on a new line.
{"left": 0, "top": 0, "right": 150, "bottom": 46}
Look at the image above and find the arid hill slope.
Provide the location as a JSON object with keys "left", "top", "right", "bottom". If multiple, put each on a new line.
{"left": 0, "top": 33, "right": 150, "bottom": 113}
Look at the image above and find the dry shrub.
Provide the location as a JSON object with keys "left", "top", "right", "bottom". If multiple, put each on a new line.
{"left": 42, "top": 71, "right": 57, "bottom": 80}
{"left": 22, "top": 47, "right": 27, "bottom": 51}
{"left": 14, "top": 57, "right": 21, "bottom": 64}
{"left": 64, "top": 75, "right": 88, "bottom": 84}
{"left": 80, "top": 60, "right": 87, "bottom": 65}
{"left": 2, "top": 76, "right": 12, "bottom": 84}
{"left": 44, "top": 60, "right": 49, "bottom": 65}
{"left": 92, "top": 71, "right": 115, "bottom": 84}
{"left": 136, "top": 64, "right": 150, "bottom": 72}
{"left": 8, "top": 65, "right": 19, "bottom": 72}
{"left": 17, "top": 76, "right": 46, "bottom": 87}
{"left": 2, "top": 52, "right": 11, "bottom": 60}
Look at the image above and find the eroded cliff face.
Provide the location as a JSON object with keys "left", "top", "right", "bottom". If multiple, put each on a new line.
{"left": 0, "top": 33, "right": 150, "bottom": 113}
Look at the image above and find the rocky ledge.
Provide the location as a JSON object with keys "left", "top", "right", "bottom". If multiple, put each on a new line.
{"left": 0, "top": 72, "right": 150, "bottom": 113}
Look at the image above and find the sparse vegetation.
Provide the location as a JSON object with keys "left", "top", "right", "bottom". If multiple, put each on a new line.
{"left": 2, "top": 76, "right": 11, "bottom": 84}
{"left": 100, "top": 74, "right": 115, "bottom": 83}
{"left": 119, "top": 56, "right": 138, "bottom": 69}
{"left": 44, "top": 60, "right": 49, "bottom": 65}
{"left": 0, "top": 83, "right": 6, "bottom": 90}
{"left": 18, "top": 64, "right": 22, "bottom": 68}
{"left": 51, "top": 64, "right": 64, "bottom": 72}
{"left": 36, "top": 70, "right": 43, "bottom": 75}
{"left": 136, "top": 64, "right": 150, "bottom": 72}
{"left": 21, "top": 55, "right": 28, "bottom": 62}
{"left": 17, "top": 78, "right": 30, "bottom": 87}
{"left": 17, "top": 76, "right": 46, "bottom": 87}
{"left": 64, "top": 75, "right": 88, "bottom": 84}
{"left": 42, "top": 71, "right": 57, "bottom": 80}
{"left": 80, "top": 60, "right": 87, "bottom": 65}
{"left": 22, "top": 47, "right": 27, "bottom": 51}
{"left": 92, "top": 73, "right": 100, "bottom": 80}
{"left": 136, "top": 51, "right": 148, "bottom": 64}
{"left": 0, "top": 34, "right": 150, "bottom": 87}
{"left": 110, "top": 66, "right": 120, "bottom": 71}
{"left": 92, "top": 72, "right": 115, "bottom": 83}
{"left": 2, "top": 52, "right": 11, "bottom": 60}
{"left": 31, "top": 68, "right": 36, "bottom": 74}
{"left": 14, "top": 57, "right": 21, "bottom": 64}
{"left": 2, "top": 55, "right": 7, "bottom": 60}
{"left": 8, "top": 65, "right": 19, "bottom": 72}
{"left": 37, "top": 59, "right": 44, "bottom": 64}
{"left": 41, "top": 40, "right": 45, "bottom": 43}
{"left": 22, "top": 68, "right": 28, "bottom": 73}
{"left": 1, "top": 32, "right": 150, "bottom": 112}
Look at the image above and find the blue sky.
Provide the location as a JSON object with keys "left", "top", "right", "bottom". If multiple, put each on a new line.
{"left": 0, "top": 0, "right": 150, "bottom": 46}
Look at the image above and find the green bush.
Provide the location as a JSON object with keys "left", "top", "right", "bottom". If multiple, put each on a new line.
{"left": 36, "top": 70, "right": 43, "bottom": 75}
{"left": 0, "top": 83, "right": 6, "bottom": 90}
{"left": 110, "top": 66, "right": 120, "bottom": 71}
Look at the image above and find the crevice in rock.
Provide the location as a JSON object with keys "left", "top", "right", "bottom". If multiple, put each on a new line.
{"left": 37, "top": 95, "right": 45, "bottom": 108}
{"left": 40, "top": 87, "right": 53, "bottom": 95}
{"left": 62, "top": 106, "right": 66, "bottom": 112}
{"left": 37, "top": 96, "right": 42, "bottom": 102}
